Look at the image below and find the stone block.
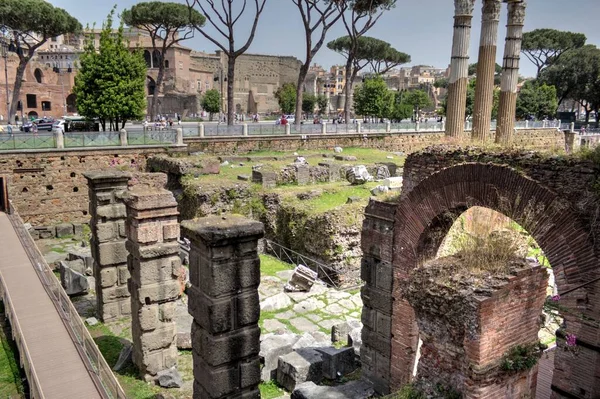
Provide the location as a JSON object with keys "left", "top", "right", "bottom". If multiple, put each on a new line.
{"left": 117, "top": 265, "right": 130, "bottom": 285}
{"left": 291, "top": 380, "right": 374, "bottom": 399}
{"left": 192, "top": 323, "right": 260, "bottom": 367}
{"left": 259, "top": 333, "right": 299, "bottom": 381}
{"left": 130, "top": 256, "right": 181, "bottom": 285}
{"left": 126, "top": 241, "right": 180, "bottom": 260}
{"left": 100, "top": 267, "right": 118, "bottom": 288}
{"left": 315, "top": 347, "right": 357, "bottom": 379}
{"left": 135, "top": 280, "right": 180, "bottom": 304}
{"left": 277, "top": 348, "right": 323, "bottom": 392}
{"left": 139, "top": 304, "right": 159, "bottom": 331}
{"left": 182, "top": 216, "right": 264, "bottom": 247}
{"left": 189, "top": 256, "right": 260, "bottom": 298}
{"left": 56, "top": 223, "right": 74, "bottom": 238}
{"left": 37, "top": 226, "right": 56, "bottom": 239}
{"left": 331, "top": 320, "right": 362, "bottom": 343}
{"left": 59, "top": 262, "right": 89, "bottom": 296}
{"left": 159, "top": 302, "right": 176, "bottom": 322}
{"left": 139, "top": 324, "right": 176, "bottom": 352}
{"left": 284, "top": 265, "right": 318, "bottom": 292}
{"left": 260, "top": 292, "right": 292, "bottom": 312}
{"left": 194, "top": 355, "right": 261, "bottom": 398}
{"left": 97, "top": 204, "right": 127, "bottom": 219}
{"left": 162, "top": 223, "right": 180, "bottom": 240}
{"left": 73, "top": 223, "right": 84, "bottom": 238}
{"left": 95, "top": 222, "right": 116, "bottom": 242}
{"left": 98, "top": 241, "right": 128, "bottom": 266}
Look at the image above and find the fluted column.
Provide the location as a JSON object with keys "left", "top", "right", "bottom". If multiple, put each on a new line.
{"left": 472, "top": 0, "right": 502, "bottom": 142}
{"left": 445, "top": 0, "right": 476, "bottom": 139}
{"left": 496, "top": 1, "right": 527, "bottom": 144}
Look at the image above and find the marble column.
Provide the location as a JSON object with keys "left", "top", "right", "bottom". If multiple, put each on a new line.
{"left": 496, "top": 1, "right": 527, "bottom": 144}
{"left": 472, "top": 0, "right": 502, "bottom": 142}
{"left": 445, "top": 0, "right": 476, "bottom": 139}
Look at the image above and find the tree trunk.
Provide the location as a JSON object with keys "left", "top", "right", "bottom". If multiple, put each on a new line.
{"left": 585, "top": 108, "right": 590, "bottom": 124}
{"left": 227, "top": 56, "right": 236, "bottom": 126}
{"left": 595, "top": 106, "right": 599, "bottom": 128}
{"left": 9, "top": 59, "right": 28, "bottom": 123}
{"left": 295, "top": 63, "right": 309, "bottom": 125}
{"left": 343, "top": 59, "right": 353, "bottom": 124}
{"left": 152, "top": 61, "right": 165, "bottom": 121}
{"left": 209, "top": 112, "right": 213, "bottom": 122}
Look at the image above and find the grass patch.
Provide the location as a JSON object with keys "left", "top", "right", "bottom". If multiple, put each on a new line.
{"left": 260, "top": 254, "right": 293, "bottom": 277}
{"left": 279, "top": 183, "right": 376, "bottom": 214}
{"left": 0, "top": 303, "right": 25, "bottom": 398}
{"left": 259, "top": 306, "right": 301, "bottom": 335}
{"left": 259, "top": 380, "right": 286, "bottom": 399}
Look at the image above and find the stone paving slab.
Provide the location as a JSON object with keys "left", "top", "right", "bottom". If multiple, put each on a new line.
{"left": 290, "top": 317, "right": 320, "bottom": 333}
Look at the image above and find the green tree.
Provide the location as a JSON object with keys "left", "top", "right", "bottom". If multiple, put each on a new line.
{"left": 353, "top": 76, "right": 391, "bottom": 119}
{"left": 404, "top": 89, "right": 432, "bottom": 118}
{"left": 387, "top": 91, "right": 413, "bottom": 121}
{"left": 0, "top": 0, "right": 81, "bottom": 122}
{"left": 468, "top": 62, "right": 502, "bottom": 85}
{"left": 292, "top": 0, "right": 345, "bottom": 124}
{"left": 434, "top": 77, "right": 449, "bottom": 89}
{"left": 275, "top": 83, "right": 297, "bottom": 114}
{"left": 122, "top": 2, "right": 206, "bottom": 121}
{"left": 201, "top": 89, "right": 221, "bottom": 121}
{"left": 317, "top": 94, "right": 329, "bottom": 115}
{"left": 327, "top": 0, "right": 397, "bottom": 123}
{"left": 522, "top": 29, "right": 587, "bottom": 77}
{"left": 74, "top": 8, "right": 146, "bottom": 131}
{"left": 302, "top": 93, "right": 317, "bottom": 116}
{"left": 540, "top": 45, "right": 600, "bottom": 123}
{"left": 515, "top": 81, "right": 558, "bottom": 120}
{"left": 189, "top": 0, "right": 267, "bottom": 125}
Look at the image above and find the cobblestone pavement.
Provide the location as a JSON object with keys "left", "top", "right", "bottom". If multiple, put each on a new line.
{"left": 259, "top": 269, "right": 363, "bottom": 336}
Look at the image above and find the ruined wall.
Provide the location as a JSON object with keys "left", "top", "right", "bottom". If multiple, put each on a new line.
{"left": 0, "top": 147, "right": 182, "bottom": 225}
{"left": 185, "top": 128, "right": 565, "bottom": 155}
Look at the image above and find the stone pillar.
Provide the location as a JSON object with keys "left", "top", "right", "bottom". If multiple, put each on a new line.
{"left": 496, "top": 1, "right": 527, "bottom": 144}
{"left": 199, "top": 123, "right": 205, "bottom": 137}
{"left": 445, "top": 0, "right": 476, "bottom": 139}
{"left": 285, "top": 124, "right": 291, "bottom": 135}
{"left": 56, "top": 130, "right": 65, "bottom": 149}
{"left": 386, "top": 121, "right": 391, "bottom": 133}
{"left": 321, "top": 122, "right": 327, "bottom": 135}
{"left": 120, "top": 129, "right": 128, "bottom": 146}
{"left": 472, "top": 0, "right": 502, "bottom": 142}
{"left": 182, "top": 215, "right": 264, "bottom": 399}
{"left": 85, "top": 171, "right": 132, "bottom": 322}
{"left": 243, "top": 123, "right": 249, "bottom": 136}
{"left": 176, "top": 127, "right": 184, "bottom": 145}
{"left": 357, "top": 121, "right": 362, "bottom": 134}
{"left": 125, "top": 188, "right": 181, "bottom": 381}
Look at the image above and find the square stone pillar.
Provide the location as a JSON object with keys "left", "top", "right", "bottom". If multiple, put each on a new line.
{"left": 125, "top": 188, "right": 182, "bottom": 381}
{"left": 85, "top": 171, "right": 132, "bottom": 322}
{"left": 182, "top": 215, "right": 264, "bottom": 399}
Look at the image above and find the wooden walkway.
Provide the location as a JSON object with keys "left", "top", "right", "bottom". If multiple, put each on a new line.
{"left": 536, "top": 347, "right": 556, "bottom": 399}
{"left": 0, "top": 212, "right": 102, "bottom": 399}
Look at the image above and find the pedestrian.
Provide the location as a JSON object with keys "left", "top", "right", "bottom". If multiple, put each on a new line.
{"left": 177, "top": 113, "right": 181, "bottom": 125}
{"left": 7, "top": 122, "right": 12, "bottom": 135}
{"left": 32, "top": 122, "right": 38, "bottom": 134}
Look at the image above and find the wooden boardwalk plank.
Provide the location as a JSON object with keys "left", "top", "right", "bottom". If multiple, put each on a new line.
{"left": 0, "top": 213, "right": 102, "bottom": 399}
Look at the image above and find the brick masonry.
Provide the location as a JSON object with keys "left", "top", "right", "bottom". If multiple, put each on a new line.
{"left": 359, "top": 147, "right": 600, "bottom": 397}
{"left": 407, "top": 259, "right": 548, "bottom": 398}
{"left": 0, "top": 147, "right": 181, "bottom": 225}
{"left": 182, "top": 215, "right": 264, "bottom": 399}
{"left": 185, "top": 128, "right": 565, "bottom": 155}
{"left": 125, "top": 188, "right": 181, "bottom": 381}
{"left": 85, "top": 170, "right": 132, "bottom": 323}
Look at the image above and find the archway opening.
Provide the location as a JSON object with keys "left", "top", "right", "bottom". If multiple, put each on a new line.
{"left": 143, "top": 50, "right": 151, "bottom": 68}
{"left": 147, "top": 76, "right": 156, "bottom": 96}
{"left": 27, "top": 111, "right": 38, "bottom": 119}
{"left": 66, "top": 94, "right": 77, "bottom": 113}
{"left": 34, "top": 68, "right": 43, "bottom": 84}
{"left": 406, "top": 207, "right": 560, "bottom": 398}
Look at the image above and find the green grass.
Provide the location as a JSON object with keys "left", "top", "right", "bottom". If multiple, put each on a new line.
{"left": 0, "top": 303, "right": 25, "bottom": 398}
{"left": 259, "top": 380, "right": 286, "bottom": 399}
{"left": 260, "top": 254, "right": 293, "bottom": 277}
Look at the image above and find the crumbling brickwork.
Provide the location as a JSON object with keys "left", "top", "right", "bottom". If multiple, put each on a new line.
{"left": 125, "top": 188, "right": 182, "bottom": 381}
{"left": 182, "top": 215, "right": 264, "bottom": 399}
{"left": 85, "top": 171, "right": 132, "bottom": 322}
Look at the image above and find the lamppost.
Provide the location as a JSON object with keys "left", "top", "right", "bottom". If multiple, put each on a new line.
{"left": 51, "top": 55, "right": 72, "bottom": 116}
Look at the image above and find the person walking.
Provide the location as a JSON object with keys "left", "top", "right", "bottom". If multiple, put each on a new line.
{"left": 7, "top": 122, "right": 13, "bottom": 135}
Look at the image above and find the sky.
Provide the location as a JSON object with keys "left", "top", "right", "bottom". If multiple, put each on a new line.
{"left": 49, "top": 0, "right": 600, "bottom": 79}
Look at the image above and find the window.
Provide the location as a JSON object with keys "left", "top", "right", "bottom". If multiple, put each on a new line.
{"left": 51, "top": 37, "right": 58, "bottom": 42}
{"left": 26, "top": 94, "right": 37, "bottom": 108}
{"left": 179, "top": 61, "right": 183, "bottom": 70}
{"left": 164, "top": 60, "right": 169, "bottom": 68}
{"left": 41, "top": 101, "right": 51, "bottom": 111}
{"left": 337, "top": 85, "right": 342, "bottom": 90}
{"left": 34, "top": 69, "right": 43, "bottom": 83}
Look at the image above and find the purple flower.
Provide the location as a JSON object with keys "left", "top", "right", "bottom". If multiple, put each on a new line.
{"left": 566, "top": 334, "right": 577, "bottom": 347}
{"left": 551, "top": 294, "right": 561, "bottom": 301}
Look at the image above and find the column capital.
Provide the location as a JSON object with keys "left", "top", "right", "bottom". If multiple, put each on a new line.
{"left": 454, "top": 0, "right": 476, "bottom": 16}
{"left": 507, "top": 1, "right": 527, "bottom": 25}
{"left": 482, "top": 0, "right": 502, "bottom": 22}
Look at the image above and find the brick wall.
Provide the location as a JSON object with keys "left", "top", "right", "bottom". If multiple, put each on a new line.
{"left": 0, "top": 147, "right": 182, "bottom": 225}
{"left": 185, "top": 128, "right": 565, "bottom": 155}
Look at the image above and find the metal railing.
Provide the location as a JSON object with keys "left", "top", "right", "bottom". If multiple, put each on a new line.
{"left": 265, "top": 239, "right": 342, "bottom": 289}
{"left": 65, "top": 132, "right": 121, "bottom": 148}
{"left": 6, "top": 200, "right": 127, "bottom": 399}
{"left": 0, "top": 132, "right": 56, "bottom": 151}
{"left": 127, "top": 129, "right": 177, "bottom": 145}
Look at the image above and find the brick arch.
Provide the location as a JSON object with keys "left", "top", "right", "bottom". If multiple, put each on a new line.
{"left": 387, "top": 163, "right": 600, "bottom": 395}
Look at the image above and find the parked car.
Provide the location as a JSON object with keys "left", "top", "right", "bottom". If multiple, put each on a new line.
{"left": 20, "top": 118, "right": 54, "bottom": 132}
{"left": 52, "top": 120, "right": 66, "bottom": 133}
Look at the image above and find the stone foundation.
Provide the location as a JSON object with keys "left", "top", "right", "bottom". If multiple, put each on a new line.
{"left": 85, "top": 171, "right": 132, "bottom": 322}
{"left": 182, "top": 215, "right": 263, "bottom": 399}
{"left": 125, "top": 188, "right": 181, "bottom": 381}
